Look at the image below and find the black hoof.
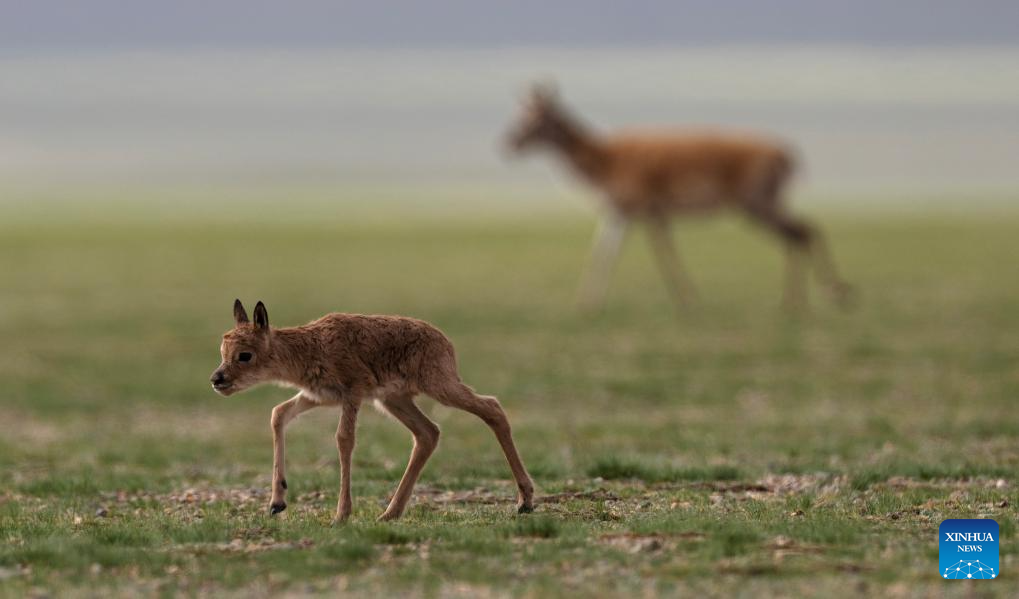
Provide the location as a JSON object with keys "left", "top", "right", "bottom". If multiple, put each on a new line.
{"left": 269, "top": 502, "right": 287, "bottom": 515}
{"left": 517, "top": 503, "right": 534, "bottom": 514}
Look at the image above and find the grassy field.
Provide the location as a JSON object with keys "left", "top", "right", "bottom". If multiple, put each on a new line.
{"left": 0, "top": 193, "right": 1017, "bottom": 597}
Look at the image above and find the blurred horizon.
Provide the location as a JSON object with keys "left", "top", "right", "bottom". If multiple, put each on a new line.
{"left": 3, "top": 2, "right": 1018, "bottom": 201}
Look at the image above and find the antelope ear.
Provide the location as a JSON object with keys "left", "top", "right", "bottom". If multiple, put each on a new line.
{"left": 521, "top": 85, "right": 539, "bottom": 108}
{"left": 253, "top": 301, "right": 269, "bottom": 331}
{"left": 233, "top": 299, "right": 249, "bottom": 325}
{"left": 531, "top": 80, "right": 559, "bottom": 103}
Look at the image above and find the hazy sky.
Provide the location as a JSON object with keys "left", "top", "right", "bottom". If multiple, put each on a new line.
{"left": 4, "top": 3, "right": 1018, "bottom": 193}
{"left": 5, "top": 1, "right": 1019, "bottom": 50}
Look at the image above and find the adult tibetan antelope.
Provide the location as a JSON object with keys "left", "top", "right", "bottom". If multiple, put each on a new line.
{"left": 505, "top": 85, "right": 852, "bottom": 310}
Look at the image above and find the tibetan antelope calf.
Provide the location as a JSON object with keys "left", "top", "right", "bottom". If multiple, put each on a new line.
{"left": 505, "top": 85, "right": 852, "bottom": 310}
{"left": 210, "top": 300, "right": 534, "bottom": 522}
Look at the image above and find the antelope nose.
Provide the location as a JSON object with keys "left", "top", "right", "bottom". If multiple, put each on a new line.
{"left": 211, "top": 371, "right": 226, "bottom": 386}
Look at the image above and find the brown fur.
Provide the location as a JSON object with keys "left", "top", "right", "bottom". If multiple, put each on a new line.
{"left": 505, "top": 84, "right": 852, "bottom": 310}
{"left": 211, "top": 299, "right": 534, "bottom": 522}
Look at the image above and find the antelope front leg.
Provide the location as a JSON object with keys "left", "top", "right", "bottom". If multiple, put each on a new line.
{"left": 334, "top": 402, "right": 361, "bottom": 523}
{"left": 578, "top": 213, "right": 628, "bottom": 310}
{"left": 646, "top": 219, "right": 698, "bottom": 307}
{"left": 808, "top": 233, "right": 855, "bottom": 309}
{"left": 269, "top": 393, "right": 319, "bottom": 515}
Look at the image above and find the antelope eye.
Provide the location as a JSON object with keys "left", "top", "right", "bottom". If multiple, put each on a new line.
{"left": 238, "top": 352, "right": 253, "bottom": 363}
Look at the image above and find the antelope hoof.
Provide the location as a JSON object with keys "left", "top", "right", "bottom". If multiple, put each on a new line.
{"left": 269, "top": 502, "right": 287, "bottom": 515}
{"left": 517, "top": 503, "right": 534, "bottom": 514}
{"left": 833, "top": 283, "right": 858, "bottom": 311}
{"left": 377, "top": 511, "right": 401, "bottom": 522}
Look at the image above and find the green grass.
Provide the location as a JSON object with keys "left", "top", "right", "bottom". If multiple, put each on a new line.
{"left": 0, "top": 192, "right": 1017, "bottom": 597}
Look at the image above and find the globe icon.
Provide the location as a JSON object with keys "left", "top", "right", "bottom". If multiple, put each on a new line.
{"left": 943, "top": 560, "right": 996, "bottom": 579}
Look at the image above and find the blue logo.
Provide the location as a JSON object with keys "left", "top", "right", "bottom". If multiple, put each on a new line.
{"left": 939, "top": 519, "right": 999, "bottom": 580}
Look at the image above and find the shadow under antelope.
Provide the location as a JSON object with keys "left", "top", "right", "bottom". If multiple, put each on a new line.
{"left": 504, "top": 84, "right": 853, "bottom": 311}
{"left": 209, "top": 300, "right": 535, "bottom": 522}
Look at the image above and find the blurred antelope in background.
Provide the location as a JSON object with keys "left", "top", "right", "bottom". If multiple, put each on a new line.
{"left": 505, "top": 84, "right": 852, "bottom": 311}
